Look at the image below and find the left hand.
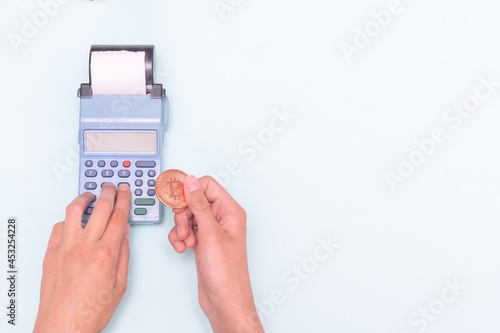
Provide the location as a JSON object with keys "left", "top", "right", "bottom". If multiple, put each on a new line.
{"left": 34, "top": 183, "right": 131, "bottom": 333}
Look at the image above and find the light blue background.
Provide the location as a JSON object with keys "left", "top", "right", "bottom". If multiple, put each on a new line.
{"left": 1, "top": 0, "right": 500, "bottom": 332}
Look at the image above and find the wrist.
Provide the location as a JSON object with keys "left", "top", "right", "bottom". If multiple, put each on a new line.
{"left": 208, "top": 294, "right": 263, "bottom": 333}
{"left": 210, "top": 307, "right": 263, "bottom": 333}
{"left": 34, "top": 309, "right": 101, "bottom": 333}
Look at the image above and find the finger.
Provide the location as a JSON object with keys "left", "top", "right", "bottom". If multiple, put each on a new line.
{"left": 191, "top": 228, "right": 199, "bottom": 255}
{"left": 198, "top": 176, "right": 241, "bottom": 208}
{"left": 172, "top": 207, "right": 188, "bottom": 214}
{"left": 174, "top": 211, "right": 192, "bottom": 241}
{"left": 168, "top": 226, "right": 186, "bottom": 253}
{"left": 184, "top": 228, "right": 197, "bottom": 249}
{"left": 198, "top": 176, "right": 246, "bottom": 221}
{"left": 198, "top": 176, "right": 247, "bottom": 232}
{"left": 183, "top": 176, "right": 219, "bottom": 233}
{"left": 173, "top": 206, "right": 193, "bottom": 220}
{"left": 47, "top": 222, "right": 64, "bottom": 251}
{"left": 115, "top": 225, "right": 130, "bottom": 293}
{"left": 103, "top": 184, "right": 131, "bottom": 245}
{"left": 86, "top": 183, "right": 117, "bottom": 241}
{"left": 63, "top": 192, "right": 94, "bottom": 239}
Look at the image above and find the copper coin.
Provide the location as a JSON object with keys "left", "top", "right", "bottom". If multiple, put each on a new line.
{"left": 155, "top": 169, "right": 188, "bottom": 208}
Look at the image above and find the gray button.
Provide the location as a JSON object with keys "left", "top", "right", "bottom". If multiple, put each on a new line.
{"left": 135, "top": 170, "right": 143, "bottom": 177}
{"left": 92, "top": 195, "right": 96, "bottom": 202}
{"left": 84, "top": 182, "right": 97, "bottom": 190}
{"left": 135, "top": 198, "right": 155, "bottom": 206}
{"left": 110, "top": 160, "right": 118, "bottom": 167}
{"left": 147, "top": 189, "right": 155, "bottom": 196}
{"left": 85, "top": 169, "right": 97, "bottom": 177}
{"left": 134, "top": 208, "right": 147, "bottom": 215}
{"left": 136, "top": 161, "right": 156, "bottom": 168}
{"left": 135, "top": 189, "right": 143, "bottom": 196}
{"left": 118, "top": 170, "right": 130, "bottom": 178}
{"left": 135, "top": 179, "right": 143, "bottom": 186}
{"left": 101, "top": 170, "right": 114, "bottom": 178}
{"left": 97, "top": 160, "right": 105, "bottom": 167}
{"left": 148, "top": 179, "right": 155, "bottom": 186}
{"left": 85, "top": 160, "right": 93, "bottom": 167}
{"left": 148, "top": 170, "right": 156, "bottom": 177}
{"left": 84, "top": 207, "right": 93, "bottom": 215}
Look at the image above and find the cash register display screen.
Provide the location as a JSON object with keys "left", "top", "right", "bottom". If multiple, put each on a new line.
{"left": 85, "top": 131, "right": 157, "bottom": 153}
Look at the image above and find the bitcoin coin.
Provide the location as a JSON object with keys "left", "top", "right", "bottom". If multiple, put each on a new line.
{"left": 155, "top": 169, "right": 188, "bottom": 208}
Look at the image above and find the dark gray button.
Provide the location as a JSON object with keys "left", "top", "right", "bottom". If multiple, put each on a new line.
{"left": 135, "top": 170, "right": 143, "bottom": 177}
{"left": 148, "top": 170, "right": 156, "bottom": 177}
{"left": 135, "top": 189, "right": 143, "bottom": 196}
{"left": 97, "top": 160, "right": 105, "bottom": 167}
{"left": 84, "top": 207, "right": 93, "bottom": 215}
{"left": 147, "top": 189, "right": 155, "bottom": 196}
{"left": 135, "top": 179, "right": 143, "bottom": 186}
{"left": 85, "top": 169, "right": 97, "bottom": 177}
{"left": 84, "top": 182, "right": 97, "bottom": 190}
{"left": 148, "top": 179, "right": 155, "bottom": 186}
{"left": 136, "top": 161, "right": 156, "bottom": 168}
{"left": 134, "top": 208, "right": 147, "bottom": 215}
{"left": 110, "top": 160, "right": 118, "bottom": 167}
{"left": 118, "top": 182, "right": 130, "bottom": 188}
{"left": 92, "top": 195, "right": 96, "bottom": 202}
{"left": 102, "top": 170, "right": 114, "bottom": 177}
{"left": 118, "top": 170, "right": 130, "bottom": 178}
{"left": 85, "top": 160, "right": 93, "bottom": 167}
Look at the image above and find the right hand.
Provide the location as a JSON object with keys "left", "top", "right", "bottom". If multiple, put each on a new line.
{"left": 168, "top": 176, "right": 264, "bottom": 333}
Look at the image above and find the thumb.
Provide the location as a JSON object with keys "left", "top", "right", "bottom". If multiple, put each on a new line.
{"left": 184, "top": 175, "right": 218, "bottom": 231}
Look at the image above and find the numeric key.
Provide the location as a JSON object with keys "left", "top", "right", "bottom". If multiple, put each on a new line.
{"left": 118, "top": 170, "right": 131, "bottom": 178}
{"left": 85, "top": 169, "right": 97, "bottom": 177}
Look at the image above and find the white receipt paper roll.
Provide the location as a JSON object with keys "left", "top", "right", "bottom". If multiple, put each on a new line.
{"left": 91, "top": 51, "right": 146, "bottom": 95}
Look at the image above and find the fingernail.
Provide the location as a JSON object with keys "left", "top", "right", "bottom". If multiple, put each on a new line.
{"left": 185, "top": 175, "right": 200, "bottom": 192}
{"left": 118, "top": 183, "right": 130, "bottom": 191}
{"left": 174, "top": 241, "right": 183, "bottom": 253}
{"left": 124, "top": 224, "right": 130, "bottom": 239}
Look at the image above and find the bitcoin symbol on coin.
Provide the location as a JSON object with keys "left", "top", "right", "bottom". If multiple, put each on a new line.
{"left": 165, "top": 177, "right": 183, "bottom": 200}
{"left": 155, "top": 169, "right": 188, "bottom": 208}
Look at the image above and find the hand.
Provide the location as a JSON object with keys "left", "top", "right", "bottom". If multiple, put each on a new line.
{"left": 169, "top": 176, "right": 264, "bottom": 332}
{"left": 34, "top": 183, "right": 132, "bottom": 333}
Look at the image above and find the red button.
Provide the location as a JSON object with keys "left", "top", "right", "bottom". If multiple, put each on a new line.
{"left": 123, "top": 161, "right": 131, "bottom": 168}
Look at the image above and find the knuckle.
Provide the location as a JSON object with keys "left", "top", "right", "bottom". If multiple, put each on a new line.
{"left": 173, "top": 213, "right": 187, "bottom": 227}
{"left": 49, "top": 222, "right": 64, "bottom": 241}
{"left": 94, "top": 199, "right": 114, "bottom": 215}
{"left": 52, "top": 221, "right": 64, "bottom": 232}
{"left": 65, "top": 203, "right": 82, "bottom": 217}
{"left": 95, "top": 247, "right": 113, "bottom": 266}
{"left": 168, "top": 227, "right": 178, "bottom": 243}
{"left": 200, "top": 175, "right": 215, "bottom": 184}
{"left": 199, "top": 175, "right": 217, "bottom": 189}
{"left": 115, "top": 280, "right": 128, "bottom": 295}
